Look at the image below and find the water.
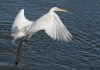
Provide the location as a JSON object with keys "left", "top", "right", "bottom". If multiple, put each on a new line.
{"left": 0, "top": 0, "right": 100, "bottom": 70}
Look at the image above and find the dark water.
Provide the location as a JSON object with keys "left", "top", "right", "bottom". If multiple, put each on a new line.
{"left": 0, "top": 0, "right": 100, "bottom": 70}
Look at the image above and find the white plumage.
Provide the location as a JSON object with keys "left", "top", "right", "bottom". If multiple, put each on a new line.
{"left": 11, "top": 9, "right": 34, "bottom": 41}
{"left": 11, "top": 7, "right": 72, "bottom": 42}
{"left": 11, "top": 7, "right": 73, "bottom": 68}
{"left": 28, "top": 7, "right": 72, "bottom": 42}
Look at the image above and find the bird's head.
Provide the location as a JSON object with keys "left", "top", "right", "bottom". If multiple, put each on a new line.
{"left": 50, "top": 7, "right": 68, "bottom": 12}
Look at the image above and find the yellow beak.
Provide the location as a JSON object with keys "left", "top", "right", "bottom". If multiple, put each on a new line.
{"left": 58, "top": 8, "right": 69, "bottom": 12}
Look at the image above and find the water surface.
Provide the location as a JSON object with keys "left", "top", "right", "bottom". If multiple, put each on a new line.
{"left": 0, "top": 0, "right": 100, "bottom": 70}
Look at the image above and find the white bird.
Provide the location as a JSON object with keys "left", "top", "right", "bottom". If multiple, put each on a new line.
{"left": 28, "top": 7, "right": 73, "bottom": 42}
{"left": 11, "top": 7, "right": 73, "bottom": 68}
{"left": 11, "top": 9, "right": 34, "bottom": 42}
{"left": 11, "top": 7, "right": 72, "bottom": 42}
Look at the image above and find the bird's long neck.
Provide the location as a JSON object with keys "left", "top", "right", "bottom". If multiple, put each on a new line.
{"left": 49, "top": 8, "right": 56, "bottom": 12}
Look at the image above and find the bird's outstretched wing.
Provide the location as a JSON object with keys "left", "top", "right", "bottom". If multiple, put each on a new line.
{"left": 29, "top": 12, "right": 72, "bottom": 42}
{"left": 11, "top": 9, "right": 33, "bottom": 41}
{"left": 11, "top": 9, "right": 32, "bottom": 31}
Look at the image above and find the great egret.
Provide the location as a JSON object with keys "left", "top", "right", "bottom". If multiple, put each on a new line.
{"left": 11, "top": 7, "right": 72, "bottom": 68}
{"left": 28, "top": 7, "right": 72, "bottom": 41}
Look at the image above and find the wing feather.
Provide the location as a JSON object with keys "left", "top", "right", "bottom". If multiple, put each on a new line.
{"left": 45, "top": 12, "right": 72, "bottom": 41}
{"left": 11, "top": 9, "right": 33, "bottom": 41}
{"left": 29, "top": 12, "right": 72, "bottom": 42}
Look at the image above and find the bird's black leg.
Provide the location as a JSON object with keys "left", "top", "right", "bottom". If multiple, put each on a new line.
{"left": 13, "top": 38, "right": 25, "bottom": 68}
